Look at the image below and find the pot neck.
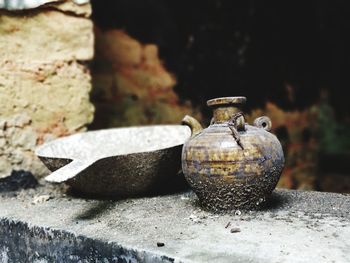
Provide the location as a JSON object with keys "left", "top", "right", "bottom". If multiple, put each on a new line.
{"left": 207, "top": 96, "right": 246, "bottom": 124}
{"left": 212, "top": 106, "right": 242, "bottom": 123}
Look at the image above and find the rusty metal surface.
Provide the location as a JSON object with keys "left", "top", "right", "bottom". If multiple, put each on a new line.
{"left": 182, "top": 97, "right": 285, "bottom": 211}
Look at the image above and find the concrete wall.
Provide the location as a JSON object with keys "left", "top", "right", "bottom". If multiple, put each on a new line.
{"left": 0, "top": 0, "right": 94, "bottom": 178}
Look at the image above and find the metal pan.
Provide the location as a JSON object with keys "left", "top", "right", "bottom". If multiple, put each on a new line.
{"left": 35, "top": 125, "right": 191, "bottom": 197}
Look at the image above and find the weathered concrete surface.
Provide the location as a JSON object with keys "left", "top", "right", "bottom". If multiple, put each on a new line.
{"left": 0, "top": 187, "right": 349, "bottom": 262}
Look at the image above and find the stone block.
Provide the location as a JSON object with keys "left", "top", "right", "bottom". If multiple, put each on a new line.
{"left": 0, "top": 1, "right": 94, "bottom": 179}
{"left": 0, "top": 7, "right": 93, "bottom": 62}
{"left": 0, "top": 60, "right": 94, "bottom": 131}
{"left": 0, "top": 61, "right": 94, "bottom": 178}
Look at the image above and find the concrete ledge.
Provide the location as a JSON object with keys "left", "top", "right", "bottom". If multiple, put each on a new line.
{"left": 0, "top": 219, "right": 172, "bottom": 263}
{"left": 0, "top": 185, "right": 349, "bottom": 262}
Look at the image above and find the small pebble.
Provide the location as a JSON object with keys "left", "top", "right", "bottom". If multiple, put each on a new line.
{"left": 189, "top": 214, "right": 201, "bottom": 223}
{"left": 234, "top": 210, "right": 242, "bottom": 216}
{"left": 32, "top": 194, "right": 51, "bottom": 205}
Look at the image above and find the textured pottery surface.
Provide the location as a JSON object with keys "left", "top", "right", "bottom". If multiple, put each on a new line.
{"left": 182, "top": 97, "right": 285, "bottom": 212}
{"left": 36, "top": 125, "right": 191, "bottom": 197}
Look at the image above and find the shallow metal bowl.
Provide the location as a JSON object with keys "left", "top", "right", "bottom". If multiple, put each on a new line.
{"left": 36, "top": 125, "right": 191, "bottom": 197}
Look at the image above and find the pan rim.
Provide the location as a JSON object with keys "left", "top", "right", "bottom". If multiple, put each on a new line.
{"left": 35, "top": 124, "right": 191, "bottom": 160}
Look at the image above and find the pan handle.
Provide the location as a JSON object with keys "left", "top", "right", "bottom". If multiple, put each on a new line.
{"left": 45, "top": 159, "right": 94, "bottom": 183}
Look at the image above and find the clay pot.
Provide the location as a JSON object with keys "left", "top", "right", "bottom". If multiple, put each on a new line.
{"left": 182, "top": 97, "right": 284, "bottom": 212}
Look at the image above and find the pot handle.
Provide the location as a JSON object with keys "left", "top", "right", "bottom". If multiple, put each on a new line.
{"left": 182, "top": 115, "right": 203, "bottom": 137}
{"left": 253, "top": 116, "right": 272, "bottom": 132}
{"left": 45, "top": 159, "right": 95, "bottom": 183}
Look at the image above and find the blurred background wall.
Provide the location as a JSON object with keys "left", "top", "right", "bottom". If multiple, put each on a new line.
{"left": 90, "top": 0, "right": 350, "bottom": 192}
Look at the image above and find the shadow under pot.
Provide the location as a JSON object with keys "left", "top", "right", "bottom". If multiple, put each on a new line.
{"left": 182, "top": 96, "right": 285, "bottom": 212}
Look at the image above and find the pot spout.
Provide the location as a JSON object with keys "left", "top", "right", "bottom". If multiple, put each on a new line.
{"left": 182, "top": 115, "right": 203, "bottom": 137}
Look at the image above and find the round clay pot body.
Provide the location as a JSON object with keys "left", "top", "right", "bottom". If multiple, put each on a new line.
{"left": 182, "top": 97, "right": 284, "bottom": 212}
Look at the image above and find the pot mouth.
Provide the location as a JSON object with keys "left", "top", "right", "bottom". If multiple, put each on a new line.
{"left": 207, "top": 96, "right": 246, "bottom": 107}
